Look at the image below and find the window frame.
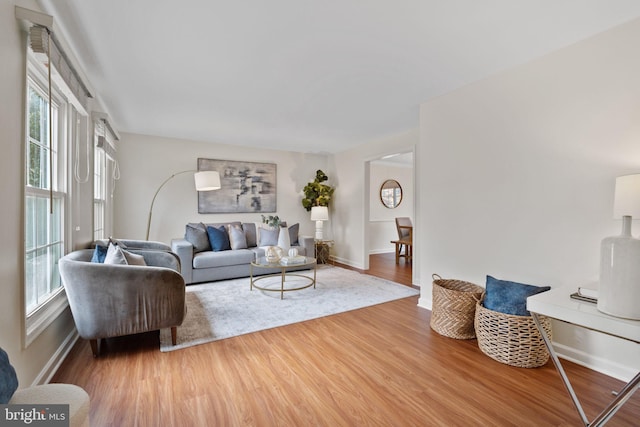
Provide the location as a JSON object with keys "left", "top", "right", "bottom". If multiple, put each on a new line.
{"left": 23, "top": 56, "right": 70, "bottom": 347}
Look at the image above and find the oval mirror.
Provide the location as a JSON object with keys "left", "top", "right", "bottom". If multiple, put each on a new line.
{"left": 380, "top": 179, "right": 403, "bottom": 209}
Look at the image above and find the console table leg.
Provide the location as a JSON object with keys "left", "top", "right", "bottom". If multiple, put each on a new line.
{"left": 590, "top": 373, "right": 640, "bottom": 426}
{"left": 531, "top": 313, "right": 590, "bottom": 426}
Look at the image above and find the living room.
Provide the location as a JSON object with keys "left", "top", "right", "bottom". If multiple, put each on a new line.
{"left": 2, "top": 1, "right": 640, "bottom": 425}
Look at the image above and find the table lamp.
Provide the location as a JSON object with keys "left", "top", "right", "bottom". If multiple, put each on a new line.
{"left": 310, "top": 206, "right": 329, "bottom": 241}
{"left": 598, "top": 174, "right": 640, "bottom": 320}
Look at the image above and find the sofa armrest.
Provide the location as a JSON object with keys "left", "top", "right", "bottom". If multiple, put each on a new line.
{"left": 171, "top": 238, "right": 194, "bottom": 284}
{"left": 298, "top": 235, "right": 315, "bottom": 258}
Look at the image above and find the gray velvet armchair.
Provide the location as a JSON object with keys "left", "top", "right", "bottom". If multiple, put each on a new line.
{"left": 59, "top": 248, "right": 186, "bottom": 357}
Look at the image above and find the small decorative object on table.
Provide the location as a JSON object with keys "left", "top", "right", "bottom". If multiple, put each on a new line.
{"left": 265, "top": 246, "right": 283, "bottom": 263}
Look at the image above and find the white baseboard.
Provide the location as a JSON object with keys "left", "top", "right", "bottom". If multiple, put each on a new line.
{"left": 553, "top": 342, "right": 637, "bottom": 383}
{"left": 329, "top": 256, "right": 364, "bottom": 269}
{"left": 31, "top": 329, "right": 80, "bottom": 386}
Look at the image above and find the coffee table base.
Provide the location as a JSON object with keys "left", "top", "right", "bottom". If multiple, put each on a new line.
{"left": 250, "top": 265, "right": 317, "bottom": 299}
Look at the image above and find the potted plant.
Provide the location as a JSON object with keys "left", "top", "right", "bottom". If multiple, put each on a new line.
{"left": 261, "top": 214, "right": 282, "bottom": 228}
{"left": 302, "top": 170, "right": 334, "bottom": 211}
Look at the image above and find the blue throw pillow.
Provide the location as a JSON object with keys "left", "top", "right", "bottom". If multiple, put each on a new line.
{"left": 207, "top": 225, "right": 231, "bottom": 252}
{"left": 0, "top": 348, "right": 18, "bottom": 404}
{"left": 484, "top": 275, "right": 551, "bottom": 316}
{"left": 91, "top": 244, "right": 108, "bottom": 263}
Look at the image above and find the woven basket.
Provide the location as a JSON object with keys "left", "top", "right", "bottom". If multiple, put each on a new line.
{"left": 474, "top": 301, "right": 551, "bottom": 368}
{"left": 430, "top": 274, "right": 484, "bottom": 339}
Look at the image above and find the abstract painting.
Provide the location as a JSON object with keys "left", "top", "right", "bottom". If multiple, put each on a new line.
{"left": 197, "top": 158, "right": 276, "bottom": 213}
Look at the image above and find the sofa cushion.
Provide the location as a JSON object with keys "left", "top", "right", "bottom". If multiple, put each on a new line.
{"left": 258, "top": 226, "right": 279, "bottom": 246}
{"left": 193, "top": 249, "right": 255, "bottom": 268}
{"left": 288, "top": 223, "right": 299, "bottom": 246}
{"left": 123, "top": 250, "right": 147, "bottom": 266}
{"left": 483, "top": 275, "right": 551, "bottom": 316}
{"left": 104, "top": 243, "right": 128, "bottom": 265}
{"left": 207, "top": 225, "right": 231, "bottom": 252}
{"left": 229, "top": 225, "right": 248, "bottom": 250}
{"left": 0, "top": 348, "right": 18, "bottom": 404}
{"left": 91, "top": 244, "right": 108, "bottom": 263}
{"left": 185, "top": 222, "right": 211, "bottom": 253}
{"left": 243, "top": 223, "right": 257, "bottom": 247}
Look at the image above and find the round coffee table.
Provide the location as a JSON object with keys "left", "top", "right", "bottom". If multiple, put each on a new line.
{"left": 250, "top": 257, "right": 317, "bottom": 299}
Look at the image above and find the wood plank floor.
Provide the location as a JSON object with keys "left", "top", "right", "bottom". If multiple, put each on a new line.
{"left": 52, "top": 253, "right": 639, "bottom": 426}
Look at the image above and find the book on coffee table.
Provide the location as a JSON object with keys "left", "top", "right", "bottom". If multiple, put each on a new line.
{"left": 280, "top": 256, "right": 307, "bottom": 265}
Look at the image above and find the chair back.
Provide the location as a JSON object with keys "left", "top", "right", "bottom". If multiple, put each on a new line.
{"left": 395, "top": 217, "right": 412, "bottom": 239}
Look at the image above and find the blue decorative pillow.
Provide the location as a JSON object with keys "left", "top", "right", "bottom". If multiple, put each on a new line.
{"left": 91, "top": 244, "right": 108, "bottom": 263}
{"left": 484, "top": 275, "right": 551, "bottom": 316}
{"left": 0, "top": 348, "right": 18, "bottom": 404}
{"left": 207, "top": 225, "right": 231, "bottom": 252}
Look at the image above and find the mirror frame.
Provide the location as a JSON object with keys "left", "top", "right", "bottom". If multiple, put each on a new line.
{"left": 380, "top": 179, "right": 403, "bottom": 209}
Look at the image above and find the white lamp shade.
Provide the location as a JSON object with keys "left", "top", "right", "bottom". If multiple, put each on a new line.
{"left": 310, "top": 206, "right": 329, "bottom": 221}
{"left": 194, "top": 171, "right": 221, "bottom": 191}
{"left": 613, "top": 174, "right": 640, "bottom": 218}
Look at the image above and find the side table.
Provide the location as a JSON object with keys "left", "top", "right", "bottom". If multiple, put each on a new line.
{"left": 315, "top": 240, "right": 334, "bottom": 264}
{"left": 527, "top": 287, "right": 640, "bottom": 426}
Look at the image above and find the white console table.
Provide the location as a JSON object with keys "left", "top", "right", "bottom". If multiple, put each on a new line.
{"left": 527, "top": 287, "right": 640, "bottom": 426}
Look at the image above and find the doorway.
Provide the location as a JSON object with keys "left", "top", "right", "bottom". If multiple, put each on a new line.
{"left": 365, "top": 151, "right": 414, "bottom": 280}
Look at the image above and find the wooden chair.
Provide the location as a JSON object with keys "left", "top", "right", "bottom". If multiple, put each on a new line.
{"left": 391, "top": 217, "right": 413, "bottom": 264}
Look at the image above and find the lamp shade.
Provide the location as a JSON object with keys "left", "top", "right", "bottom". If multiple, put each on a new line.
{"left": 310, "top": 206, "right": 329, "bottom": 221}
{"left": 613, "top": 174, "right": 640, "bottom": 219}
{"left": 194, "top": 171, "right": 221, "bottom": 191}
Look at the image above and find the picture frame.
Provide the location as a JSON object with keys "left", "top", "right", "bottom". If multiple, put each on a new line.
{"left": 197, "top": 158, "right": 277, "bottom": 213}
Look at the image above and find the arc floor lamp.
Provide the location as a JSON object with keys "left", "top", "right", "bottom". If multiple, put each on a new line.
{"left": 145, "top": 170, "right": 220, "bottom": 240}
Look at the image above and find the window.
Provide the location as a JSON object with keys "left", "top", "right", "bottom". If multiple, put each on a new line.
{"left": 24, "top": 63, "right": 70, "bottom": 344}
{"left": 93, "top": 145, "right": 106, "bottom": 240}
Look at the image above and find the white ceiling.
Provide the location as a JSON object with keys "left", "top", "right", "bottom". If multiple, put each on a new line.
{"left": 41, "top": 0, "right": 640, "bottom": 154}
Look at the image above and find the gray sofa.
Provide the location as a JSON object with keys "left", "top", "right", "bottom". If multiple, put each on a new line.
{"left": 171, "top": 221, "right": 314, "bottom": 284}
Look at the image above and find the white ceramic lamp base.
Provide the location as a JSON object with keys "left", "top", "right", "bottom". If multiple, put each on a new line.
{"left": 598, "top": 216, "right": 640, "bottom": 320}
{"left": 315, "top": 220, "right": 324, "bottom": 241}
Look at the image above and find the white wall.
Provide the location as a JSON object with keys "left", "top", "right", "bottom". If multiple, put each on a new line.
{"left": 114, "top": 133, "right": 328, "bottom": 244}
{"left": 418, "top": 18, "right": 640, "bottom": 380}
{"left": 331, "top": 129, "right": 418, "bottom": 271}
{"left": 0, "top": 1, "right": 91, "bottom": 386}
{"left": 368, "top": 161, "right": 414, "bottom": 253}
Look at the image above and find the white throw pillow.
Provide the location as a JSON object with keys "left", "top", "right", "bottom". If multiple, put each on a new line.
{"left": 103, "top": 243, "right": 127, "bottom": 265}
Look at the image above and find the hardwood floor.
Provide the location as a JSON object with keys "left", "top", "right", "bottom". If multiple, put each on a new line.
{"left": 52, "top": 253, "right": 639, "bottom": 426}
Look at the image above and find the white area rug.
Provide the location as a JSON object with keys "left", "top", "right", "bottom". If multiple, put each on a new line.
{"left": 159, "top": 265, "right": 419, "bottom": 352}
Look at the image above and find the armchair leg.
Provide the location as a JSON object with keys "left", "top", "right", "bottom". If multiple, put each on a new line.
{"left": 171, "top": 327, "right": 178, "bottom": 346}
{"left": 89, "top": 339, "right": 100, "bottom": 357}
